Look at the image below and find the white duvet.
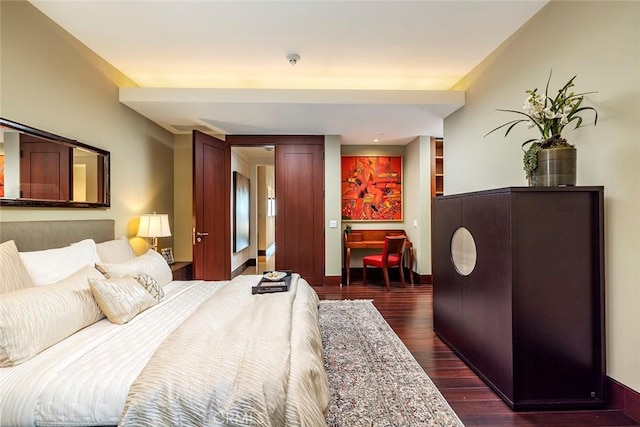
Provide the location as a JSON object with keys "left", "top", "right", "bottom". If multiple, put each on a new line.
{"left": 120, "top": 274, "right": 329, "bottom": 427}
{"left": 0, "top": 275, "right": 329, "bottom": 427}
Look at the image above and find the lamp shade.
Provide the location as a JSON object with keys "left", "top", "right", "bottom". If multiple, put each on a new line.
{"left": 137, "top": 213, "right": 171, "bottom": 238}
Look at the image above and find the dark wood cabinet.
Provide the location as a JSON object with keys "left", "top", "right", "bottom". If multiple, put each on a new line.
{"left": 171, "top": 262, "right": 193, "bottom": 281}
{"left": 432, "top": 187, "right": 605, "bottom": 410}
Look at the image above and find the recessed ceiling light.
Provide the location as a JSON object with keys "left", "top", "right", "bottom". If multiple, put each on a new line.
{"left": 373, "top": 139, "right": 379, "bottom": 143}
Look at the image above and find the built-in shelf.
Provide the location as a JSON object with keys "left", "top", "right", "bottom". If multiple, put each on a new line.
{"left": 431, "top": 137, "right": 444, "bottom": 198}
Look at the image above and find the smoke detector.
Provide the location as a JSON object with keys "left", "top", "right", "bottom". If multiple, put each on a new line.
{"left": 286, "top": 53, "right": 300, "bottom": 66}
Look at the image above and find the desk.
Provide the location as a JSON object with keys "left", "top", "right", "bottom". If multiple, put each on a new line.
{"left": 343, "top": 230, "right": 414, "bottom": 286}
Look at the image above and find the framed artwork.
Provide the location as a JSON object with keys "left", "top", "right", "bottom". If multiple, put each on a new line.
{"left": 160, "top": 247, "right": 175, "bottom": 265}
{"left": 341, "top": 155, "right": 403, "bottom": 221}
{"left": 233, "top": 171, "right": 250, "bottom": 252}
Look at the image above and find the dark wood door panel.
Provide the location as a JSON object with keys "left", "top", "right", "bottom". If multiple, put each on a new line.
{"left": 275, "top": 143, "right": 324, "bottom": 286}
{"left": 20, "top": 141, "right": 71, "bottom": 200}
{"left": 193, "top": 131, "right": 231, "bottom": 280}
{"left": 462, "top": 193, "right": 513, "bottom": 399}
{"left": 432, "top": 196, "right": 463, "bottom": 349}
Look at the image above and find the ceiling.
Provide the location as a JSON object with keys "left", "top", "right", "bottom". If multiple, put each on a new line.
{"left": 30, "top": 0, "right": 548, "bottom": 145}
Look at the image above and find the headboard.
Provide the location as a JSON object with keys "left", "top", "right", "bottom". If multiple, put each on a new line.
{"left": 0, "top": 220, "right": 115, "bottom": 251}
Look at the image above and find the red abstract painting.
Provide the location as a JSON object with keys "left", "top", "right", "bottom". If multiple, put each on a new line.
{"left": 341, "top": 156, "right": 402, "bottom": 221}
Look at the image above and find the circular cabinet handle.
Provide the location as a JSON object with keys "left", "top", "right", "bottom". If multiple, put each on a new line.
{"left": 450, "top": 227, "right": 477, "bottom": 276}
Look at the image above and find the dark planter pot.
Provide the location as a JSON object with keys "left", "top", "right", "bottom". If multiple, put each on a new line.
{"left": 529, "top": 147, "right": 577, "bottom": 186}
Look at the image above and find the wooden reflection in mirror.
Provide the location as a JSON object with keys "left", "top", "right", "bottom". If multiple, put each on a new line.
{"left": 0, "top": 118, "right": 110, "bottom": 208}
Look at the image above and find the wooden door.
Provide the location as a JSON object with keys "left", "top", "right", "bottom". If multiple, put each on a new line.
{"left": 192, "top": 131, "right": 231, "bottom": 280}
{"left": 275, "top": 143, "right": 325, "bottom": 285}
{"left": 20, "top": 139, "right": 72, "bottom": 200}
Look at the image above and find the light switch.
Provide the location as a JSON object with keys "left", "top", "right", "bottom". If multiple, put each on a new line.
{"left": 329, "top": 220, "right": 338, "bottom": 228}
{"left": 413, "top": 220, "right": 418, "bottom": 228}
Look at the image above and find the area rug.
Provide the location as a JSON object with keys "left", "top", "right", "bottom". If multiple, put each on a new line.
{"left": 319, "top": 300, "right": 464, "bottom": 427}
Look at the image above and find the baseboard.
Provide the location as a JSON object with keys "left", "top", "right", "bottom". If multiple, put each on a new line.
{"left": 231, "top": 258, "right": 254, "bottom": 278}
{"left": 607, "top": 376, "right": 640, "bottom": 423}
{"left": 324, "top": 276, "right": 341, "bottom": 287}
{"left": 417, "top": 274, "right": 432, "bottom": 285}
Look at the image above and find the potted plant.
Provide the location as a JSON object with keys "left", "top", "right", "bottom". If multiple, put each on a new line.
{"left": 485, "top": 71, "right": 598, "bottom": 186}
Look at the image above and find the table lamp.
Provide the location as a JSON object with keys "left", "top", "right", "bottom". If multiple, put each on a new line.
{"left": 137, "top": 212, "right": 171, "bottom": 251}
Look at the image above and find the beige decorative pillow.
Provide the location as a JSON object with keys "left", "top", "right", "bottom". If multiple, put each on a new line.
{"left": 89, "top": 276, "right": 158, "bottom": 325}
{"left": 0, "top": 265, "right": 105, "bottom": 367}
{"left": 134, "top": 273, "right": 165, "bottom": 301}
{"left": 95, "top": 249, "right": 173, "bottom": 287}
{"left": 0, "top": 240, "right": 32, "bottom": 294}
{"left": 96, "top": 236, "right": 136, "bottom": 263}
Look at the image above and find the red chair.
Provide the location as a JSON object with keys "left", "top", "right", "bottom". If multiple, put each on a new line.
{"left": 362, "top": 235, "right": 407, "bottom": 291}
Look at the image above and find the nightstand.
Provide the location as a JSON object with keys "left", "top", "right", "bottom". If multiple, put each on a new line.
{"left": 170, "top": 262, "right": 193, "bottom": 281}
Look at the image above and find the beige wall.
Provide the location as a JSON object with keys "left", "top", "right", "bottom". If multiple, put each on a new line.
{"left": 404, "top": 136, "right": 433, "bottom": 276}
{"left": 324, "top": 135, "right": 342, "bottom": 278}
{"left": 247, "top": 154, "right": 274, "bottom": 264}
{"left": 173, "top": 134, "right": 193, "bottom": 261}
{"left": 0, "top": 1, "right": 175, "bottom": 254}
{"left": 257, "top": 165, "right": 275, "bottom": 251}
{"left": 445, "top": 1, "right": 640, "bottom": 392}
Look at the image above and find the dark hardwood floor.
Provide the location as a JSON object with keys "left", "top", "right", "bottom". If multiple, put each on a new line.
{"left": 314, "top": 282, "right": 639, "bottom": 427}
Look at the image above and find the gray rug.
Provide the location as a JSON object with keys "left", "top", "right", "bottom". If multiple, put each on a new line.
{"left": 319, "top": 300, "right": 464, "bottom": 427}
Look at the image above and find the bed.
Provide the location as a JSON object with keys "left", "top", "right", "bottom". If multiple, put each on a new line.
{"left": 0, "top": 220, "right": 330, "bottom": 427}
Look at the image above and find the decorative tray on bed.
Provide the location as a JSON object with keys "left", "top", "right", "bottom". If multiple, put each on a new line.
{"left": 252, "top": 271, "right": 292, "bottom": 294}
{"left": 262, "top": 271, "right": 287, "bottom": 281}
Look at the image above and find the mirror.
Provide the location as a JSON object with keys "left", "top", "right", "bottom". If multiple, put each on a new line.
{"left": 0, "top": 118, "right": 110, "bottom": 208}
{"left": 450, "top": 226, "right": 477, "bottom": 276}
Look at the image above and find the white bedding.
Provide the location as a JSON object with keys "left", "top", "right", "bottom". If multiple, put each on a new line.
{"left": 0, "top": 280, "right": 229, "bottom": 426}
{"left": 119, "top": 274, "right": 329, "bottom": 427}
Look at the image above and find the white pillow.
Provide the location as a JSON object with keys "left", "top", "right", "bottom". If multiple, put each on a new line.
{"left": 19, "top": 239, "right": 101, "bottom": 286}
{"left": 96, "top": 236, "right": 136, "bottom": 263}
{"left": 95, "top": 249, "right": 173, "bottom": 287}
{"left": 0, "top": 240, "right": 33, "bottom": 294}
{"left": 0, "top": 265, "right": 105, "bottom": 367}
{"left": 89, "top": 275, "right": 158, "bottom": 325}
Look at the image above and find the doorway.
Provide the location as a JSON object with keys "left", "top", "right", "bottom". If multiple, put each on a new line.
{"left": 231, "top": 146, "right": 275, "bottom": 275}
{"left": 194, "top": 133, "right": 324, "bottom": 284}
{"left": 256, "top": 163, "right": 276, "bottom": 273}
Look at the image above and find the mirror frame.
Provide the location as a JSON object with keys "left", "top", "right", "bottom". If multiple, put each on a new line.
{"left": 0, "top": 118, "right": 110, "bottom": 208}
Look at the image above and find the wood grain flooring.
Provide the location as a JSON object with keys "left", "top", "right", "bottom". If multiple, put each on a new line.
{"left": 314, "top": 282, "right": 639, "bottom": 427}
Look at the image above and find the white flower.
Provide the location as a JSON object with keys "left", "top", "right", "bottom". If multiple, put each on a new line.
{"left": 544, "top": 108, "right": 556, "bottom": 119}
